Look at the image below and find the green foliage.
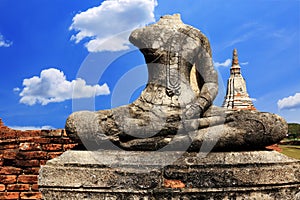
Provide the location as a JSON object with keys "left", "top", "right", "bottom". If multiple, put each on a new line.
{"left": 287, "top": 123, "right": 300, "bottom": 139}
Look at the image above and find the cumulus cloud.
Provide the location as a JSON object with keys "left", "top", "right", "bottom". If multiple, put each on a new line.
{"left": 278, "top": 93, "right": 300, "bottom": 110}
{"left": 214, "top": 59, "right": 231, "bottom": 67}
{"left": 17, "top": 68, "right": 110, "bottom": 106}
{"left": 69, "top": 0, "right": 157, "bottom": 52}
{"left": 0, "top": 33, "right": 12, "bottom": 47}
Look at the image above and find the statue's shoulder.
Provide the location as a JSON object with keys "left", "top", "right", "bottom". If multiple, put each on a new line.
{"left": 183, "top": 25, "right": 212, "bottom": 56}
{"left": 129, "top": 24, "right": 159, "bottom": 48}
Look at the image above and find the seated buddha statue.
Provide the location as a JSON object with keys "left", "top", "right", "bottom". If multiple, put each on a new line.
{"left": 66, "top": 14, "right": 287, "bottom": 152}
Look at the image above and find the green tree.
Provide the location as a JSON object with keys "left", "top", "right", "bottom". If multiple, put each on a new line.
{"left": 288, "top": 123, "right": 300, "bottom": 140}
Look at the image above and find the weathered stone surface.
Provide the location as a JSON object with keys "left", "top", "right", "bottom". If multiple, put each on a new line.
{"left": 65, "top": 14, "right": 287, "bottom": 152}
{"left": 39, "top": 150, "right": 300, "bottom": 199}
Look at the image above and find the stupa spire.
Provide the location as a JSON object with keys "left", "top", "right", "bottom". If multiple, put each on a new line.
{"left": 230, "top": 49, "right": 241, "bottom": 75}
{"left": 223, "top": 49, "right": 256, "bottom": 111}
{"left": 232, "top": 48, "right": 239, "bottom": 65}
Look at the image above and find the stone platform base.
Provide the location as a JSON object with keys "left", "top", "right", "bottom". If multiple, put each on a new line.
{"left": 39, "top": 150, "right": 300, "bottom": 200}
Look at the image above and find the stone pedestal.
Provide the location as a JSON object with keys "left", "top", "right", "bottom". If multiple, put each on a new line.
{"left": 39, "top": 150, "right": 300, "bottom": 199}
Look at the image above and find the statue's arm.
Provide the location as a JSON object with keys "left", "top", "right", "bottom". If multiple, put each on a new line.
{"left": 195, "top": 47, "right": 218, "bottom": 113}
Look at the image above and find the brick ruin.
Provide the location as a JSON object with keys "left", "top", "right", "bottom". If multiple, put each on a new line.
{"left": 0, "top": 118, "right": 83, "bottom": 200}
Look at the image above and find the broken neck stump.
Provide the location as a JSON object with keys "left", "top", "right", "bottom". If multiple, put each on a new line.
{"left": 39, "top": 14, "right": 300, "bottom": 199}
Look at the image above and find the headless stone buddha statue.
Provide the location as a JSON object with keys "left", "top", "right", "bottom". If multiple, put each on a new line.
{"left": 66, "top": 14, "right": 287, "bottom": 151}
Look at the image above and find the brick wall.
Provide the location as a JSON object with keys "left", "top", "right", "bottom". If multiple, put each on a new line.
{"left": 0, "top": 119, "right": 84, "bottom": 200}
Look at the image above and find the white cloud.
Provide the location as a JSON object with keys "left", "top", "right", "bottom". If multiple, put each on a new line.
{"left": 18, "top": 68, "right": 110, "bottom": 106}
{"left": 214, "top": 59, "right": 249, "bottom": 67}
{"left": 240, "top": 62, "right": 249, "bottom": 65}
{"left": 9, "top": 125, "right": 55, "bottom": 131}
{"left": 0, "top": 33, "right": 12, "bottom": 47}
{"left": 214, "top": 59, "right": 231, "bottom": 67}
{"left": 13, "top": 87, "right": 20, "bottom": 92}
{"left": 69, "top": 0, "right": 157, "bottom": 52}
{"left": 278, "top": 93, "right": 300, "bottom": 110}
{"left": 250, "top": 98, "right": 257, "bottom": 102}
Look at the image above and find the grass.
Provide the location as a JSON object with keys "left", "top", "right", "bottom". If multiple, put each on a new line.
{"left": 279, "top": 145, "right": 300, "bottom": 160}
{"left": 281, "top": 138, "right": 300, "bottom": 142}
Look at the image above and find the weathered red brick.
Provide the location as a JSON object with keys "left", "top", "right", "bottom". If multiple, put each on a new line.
{"left": 47, "top": 152, "right": 63, "bottom": 159}
{"left": 40, "top": 160, "right": 48, "bottom": 165}
{"left": 18, "top": 130, "right": 41, "bottom": 137}
{"left": 31, "top": 184, "right": 39, "bottom": 191}
{"left": 0, "top": 139, "right": 18, "bottom": 145}
{"left": 63, "top": 143, "right": 78, "bottom": 151}
{"left": 19, "top": 143, "right": 41, "bottom": 151}
{"left": 20, "top": 192, "right": 42, "bottom": 199}
{"left": 0, "top": 167, "right": 22, "bottom": 175}
{"left": 0, "top": 192, "right": 19, "bottom": 199}
{"left": 2, "top": 150, "right": 18, "bottom": 159}
{"left": 0, "top": 175, "right": 17, "bottom": 184}
{"left": 41, "top": 129, "right": 63, "bottom": 137}
{"left": 23, "top": 168, "right": 40, "bottom": 175}
{"left": 0, "top": 144, "right": 18, "bottom": 150}
{"left": 62, "top": 129, "right": 67, "bottom": 137}
{"left": 19, "top": 137, "right": 50, "bottom": 144}
{"left": 7, "top": 184, "right": 30, "bottom": 191}
{"left": 0, "top": 184, "right": 5, "bottom": 191}
{"left": 18, "top": 175, "right": 38, "bottom": 184}
{"left": 1, "top": 130, "right": 18, "bottom": 139}
{"left": 14, "top": 160, "right": 39, "bottom": 167}
{"left": 50, "top": 138, "right": 74, "bottom": 144}
{"left": 164, "top": 179, "right": 185, "bottom": 188}
{"left": 16, "top": 151, "right": 47, "bottom": 160}
{"left": 42, "top": 144, "right": 62, "bottom": 151}
{"left": 0, "top": 154, "right": 3, "bottom": 166}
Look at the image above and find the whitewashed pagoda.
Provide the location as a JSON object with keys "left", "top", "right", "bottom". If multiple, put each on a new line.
{"left": 222, "top": 49, "right": 256, "bottom": 110}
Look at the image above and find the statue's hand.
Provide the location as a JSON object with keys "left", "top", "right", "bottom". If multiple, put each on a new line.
{"left": 183, "top": 104, "right": 202, "bottom": 119}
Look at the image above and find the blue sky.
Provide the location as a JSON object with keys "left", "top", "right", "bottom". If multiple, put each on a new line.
{"left": 0, "top": 0, "right": 299, "bottom": 129}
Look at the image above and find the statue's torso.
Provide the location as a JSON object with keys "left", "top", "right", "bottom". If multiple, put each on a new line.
{"left": 129, "top": 18, "right": 206, "bottom": 108}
